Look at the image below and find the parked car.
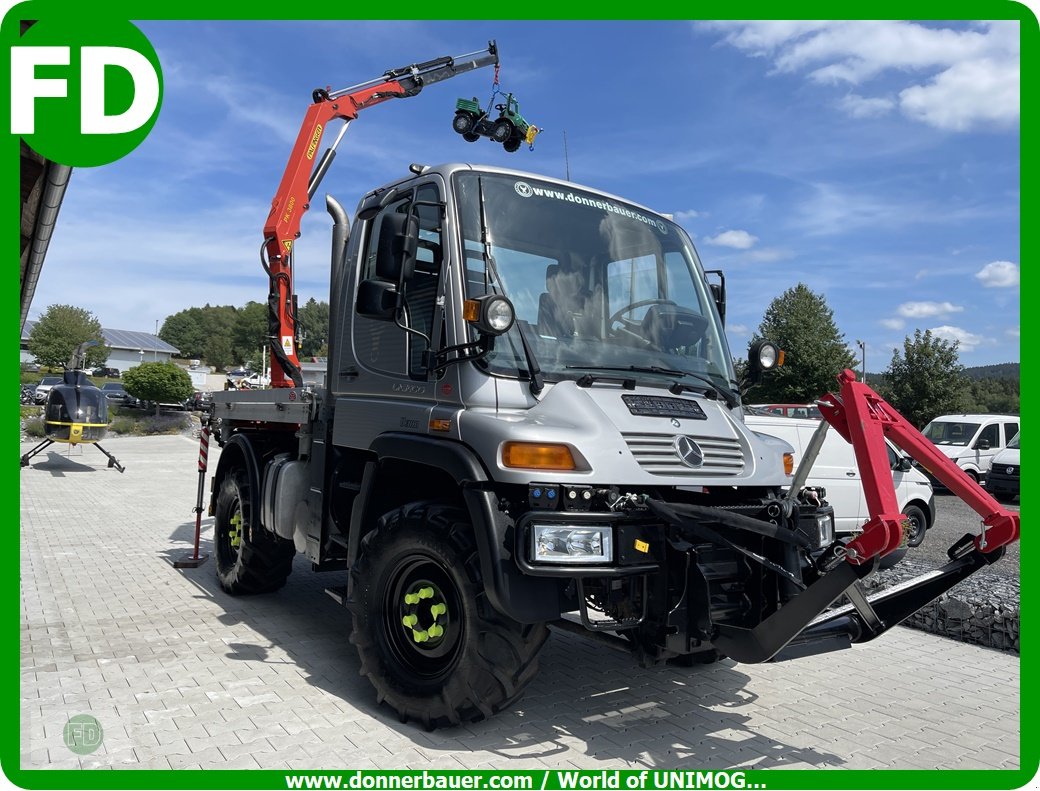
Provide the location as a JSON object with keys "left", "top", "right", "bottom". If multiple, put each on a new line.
{"left": 918, "top": 413, "right": 1019, "bottom": 484}
{"left": 91, "top": 367, "right": 121, "bottom": 379}
{"left": 985, "top": 431, "right": 1019, "bottom": 504}
{"left": 33, "top": 376, "right": 63, "bottom": 404}
{"left": 746, "top": 413, "right": 936, "bottom": 554}
{"left": 100, "top": 382, "right": 140, "bottom": 408}
{"left": 185, "top": 390, "right": 213, "bottom": 411}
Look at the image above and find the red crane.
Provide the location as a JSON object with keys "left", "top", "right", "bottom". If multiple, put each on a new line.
{"left": 261, "top": 43, "right": 499, "bottom": 387}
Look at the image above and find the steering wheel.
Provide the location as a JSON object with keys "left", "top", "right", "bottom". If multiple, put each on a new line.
{"left": 608, "top": 298, "right": 677, "bottom": 337}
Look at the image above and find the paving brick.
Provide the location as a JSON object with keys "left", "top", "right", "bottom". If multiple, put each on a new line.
{"left": 20, "top": 435, "right": 1021, "bottom": 771}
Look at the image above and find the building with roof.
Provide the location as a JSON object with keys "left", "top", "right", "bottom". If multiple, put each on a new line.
{"left": 21, "top": 320, "right": 180, "bottom": 373}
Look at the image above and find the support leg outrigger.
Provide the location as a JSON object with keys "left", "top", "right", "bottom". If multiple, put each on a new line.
{"left": 714, "top": 369, "right": 1019, "bottom": 664}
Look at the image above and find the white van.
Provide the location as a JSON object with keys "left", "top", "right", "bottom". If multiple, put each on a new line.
{"left": 985, "top": 432, "right": 1019, "bottom": 504}
{"left": 746, "top": 413, "right": 936, "bottom": 548}
{"left": 919, "top": 414, "right": 1019, "bottom": 484}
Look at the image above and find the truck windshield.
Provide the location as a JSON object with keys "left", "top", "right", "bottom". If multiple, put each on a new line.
{"left": 453, "top": 171, "right": 735, "bottom": 391}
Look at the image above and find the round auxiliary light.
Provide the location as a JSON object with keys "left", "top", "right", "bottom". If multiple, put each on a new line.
{"left": 484, "top": 296, "right": 515, "bottom": 333}
{"left": 758, "top": 341, "right": 779, "bottom": 369}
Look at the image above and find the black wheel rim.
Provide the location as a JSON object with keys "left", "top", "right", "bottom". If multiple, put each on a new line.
{"left": 382, "top": 555, "right": 463, "bottom": 681}
{"left": 217, "top": 495, "right": 243, "bottom": 567}
{"left": 906, "top": 512, "right": 923, "bottom": 542}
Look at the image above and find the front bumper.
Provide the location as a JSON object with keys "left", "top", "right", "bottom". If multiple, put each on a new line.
{"left": 986, "top": 466, "right": 1020, "bottom": 496}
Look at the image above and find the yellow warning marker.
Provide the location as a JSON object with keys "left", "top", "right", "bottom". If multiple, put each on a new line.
{"left": 634, "top": 539, "right": 650, "bottom": 553}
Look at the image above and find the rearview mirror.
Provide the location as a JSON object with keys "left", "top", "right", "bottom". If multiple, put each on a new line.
{"left": 356, "top": 279, "right": 398, "bottom": 321}
{"left": 896, "top": 456, "right": 913, "bottom": 473}
{"left": 375, "top": 210, "right": 419, "bottom": 285}
{"left": 975, "top": 438, "right": 991, "bottom": 451}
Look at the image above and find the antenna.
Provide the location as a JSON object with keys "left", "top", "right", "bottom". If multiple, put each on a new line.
{"left": 563, "top": 129, "right": 571, "bottom": 181}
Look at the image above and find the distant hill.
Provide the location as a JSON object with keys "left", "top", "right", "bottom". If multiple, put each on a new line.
{"left": 964, "top": 363, "right": 1019, "bottom": 380}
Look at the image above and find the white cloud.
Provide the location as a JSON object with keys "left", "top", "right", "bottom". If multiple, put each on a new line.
{"left": 975, "top": 260, "right": 1019, "bottom": 288}
{"left": 1006, "top": 327, "right": 1020, "bottom": 338}
{"left": 929, "top": 325, "right": 985, "bottom": 352}
{"left": 880, "top": 317, "right": 905, "bottom": 330}
{"left": 900, "top": 57, "right": 1019, "bottom": 131}
{"left": 727, "top": 323, "right": 750, "bottom": 335}
{"left": 743, "top": 247, "right": 791, "bottom": 263}
{"left": 704, "top": 229, "right": 758, "bottom": 249}
{"left": 700, "top": 21, "right": 1019, "bottom": 132}
{"left": 896, "top": 301, "right": 964, "bottom": 318}
{"left": 673, "top": 209, "right": 702, "bottom": 221}
{"left": 839, "top": 93, "right": 895, "bottom": 119}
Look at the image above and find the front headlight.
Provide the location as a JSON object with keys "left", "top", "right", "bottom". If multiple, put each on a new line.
{"left": 532, "top": 524, "right": 613, "bottom": 564}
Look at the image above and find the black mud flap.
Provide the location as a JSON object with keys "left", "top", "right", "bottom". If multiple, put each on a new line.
{"left": 714, "top": 544, "right": 1004, "bottom": 664}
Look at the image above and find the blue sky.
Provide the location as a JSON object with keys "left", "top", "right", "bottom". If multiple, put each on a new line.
{"left": 30, "top": 20, "right": 1021, "bottom": 368}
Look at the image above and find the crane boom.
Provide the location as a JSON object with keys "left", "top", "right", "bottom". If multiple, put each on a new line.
{"left": 261, "top": 42, "right": 499, "bottom": 387}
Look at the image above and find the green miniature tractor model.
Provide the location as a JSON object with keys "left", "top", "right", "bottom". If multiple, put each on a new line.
{"left": 453, "top": 93, "right": 539, "bottom": 152}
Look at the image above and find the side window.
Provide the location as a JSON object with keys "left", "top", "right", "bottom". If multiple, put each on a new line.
{"left": 977, "top": 423, "right": 999, "bottom": 448}
{"left": 1004, "top": 422, "right": 1019, "bottom": 443}
{"left": 354, "top": 184, "right": 443, "bottom": 379}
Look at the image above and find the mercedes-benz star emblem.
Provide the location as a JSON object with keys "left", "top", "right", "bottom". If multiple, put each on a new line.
{"left": 673, "top": 435, "right": 704, "bottom": 468}
{"left": 1008, "top": 467, "right": 1015, "bottom": 475}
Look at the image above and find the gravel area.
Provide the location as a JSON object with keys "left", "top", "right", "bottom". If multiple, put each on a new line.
{"left": 864, "top": 560, "right": 1019, "bottom": 654}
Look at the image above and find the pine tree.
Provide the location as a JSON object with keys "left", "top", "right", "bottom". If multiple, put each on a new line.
{"left": 749, "top": 284, "right": 856, "bottom": 402}
{"left": 885, "top": 329, "right": 971, "bottom": 428}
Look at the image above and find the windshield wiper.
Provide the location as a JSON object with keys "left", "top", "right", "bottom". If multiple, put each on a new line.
{"left": 564, "top": 365, "right": 740, "bottom": 409}
{"left": 477, "top": 176, "right": 544, "bottom": 395}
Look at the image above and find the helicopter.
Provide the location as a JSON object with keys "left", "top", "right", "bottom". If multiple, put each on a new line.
{"left": 20, "top": 340, "right": 125, "bottom": 472}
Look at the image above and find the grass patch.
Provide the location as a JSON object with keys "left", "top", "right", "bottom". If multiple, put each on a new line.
{"left": 108, "top": 413, "right": 189, "bottom": 436}
{"left": 22, "top": 418, "right": 46, "bottom": 438}
{"left": 20, "top": 406, "right": 42, "bottom": 419}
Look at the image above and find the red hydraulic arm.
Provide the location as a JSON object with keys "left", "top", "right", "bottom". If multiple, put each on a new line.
{"left": 818, "top": 369, "right": 1020, "bottom": 565}
{"left": 261, "top": 42, "right": 499, "bottom": 387}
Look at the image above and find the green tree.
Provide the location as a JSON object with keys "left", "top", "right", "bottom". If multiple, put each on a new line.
{"left": 298, "top": 298, "right": 330, "bottom": 358}
{"left": 27, "top": 304, "right": 110, "bottom": 369}
{"left": 234, "top": 301, "right": 269, "bottom": 364}
{"left": 884, "top": 329, "right": 971, "bottom": 428}
{"left": 749, "top": 284, "right": 856, "bottom": 402}
{"left": 123, "top": 362, "right": 194, "bottom": 416}
{"left": 203, "top": 335, "right": 234, "bottom": 371}
{"left": 159, "top": 307, "right": 208, "bottom": 359}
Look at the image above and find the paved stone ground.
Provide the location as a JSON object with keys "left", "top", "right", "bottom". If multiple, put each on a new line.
{"left": 20, "top": 436, "right": 1021, "bottom": 771}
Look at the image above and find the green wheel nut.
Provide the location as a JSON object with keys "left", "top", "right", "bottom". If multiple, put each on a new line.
{"left": 412, "top": 629, "right": 429, "bottom": 643}
{"left": 418, "top": 587, "right": 435, "bottom": 600}
{"left": 430, "top": 603, "right": 447, "bottom": 618}
{"left": 404, "top": 592, "right": 420, "bottom": 605}
{"left": 402, "top": 614, "right": 418, "bottom": 628}
{"left": 428, "top": 624, "right": 444, "bottom": 638}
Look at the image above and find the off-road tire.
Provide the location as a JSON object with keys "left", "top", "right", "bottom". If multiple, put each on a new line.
{"left": 452, "top": 112, "right": 475, "bottom": 135}
{"left": 462, "top": 132, "right": 480, "bottom": 143}
{"left": 503, "top": 135, "right": 522, "bottom": 153}
{"left": 349, "top": 502, "right": 548, "bottom": 729}
{"left": 214, "top": 470, "right": 295, "bottom": 595}
{"left": 491, "top": 118, "right": 514, "bottom": 143}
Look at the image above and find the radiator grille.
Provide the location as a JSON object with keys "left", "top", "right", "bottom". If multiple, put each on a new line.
{"left": 622, "top": 432, "right": 745, "bottom": 477}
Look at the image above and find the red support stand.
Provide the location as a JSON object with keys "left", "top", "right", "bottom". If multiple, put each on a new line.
{"left": 174, "top": 422, "right": 211, "bottom": 569}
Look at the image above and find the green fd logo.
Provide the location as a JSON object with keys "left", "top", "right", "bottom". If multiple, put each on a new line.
{"left": 10, "top": 17, "right": 163, "bottom": 166}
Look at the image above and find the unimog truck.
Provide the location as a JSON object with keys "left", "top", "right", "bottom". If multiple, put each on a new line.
{"left": 198, "top": 45, "right": 1020, "bottom": 730}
